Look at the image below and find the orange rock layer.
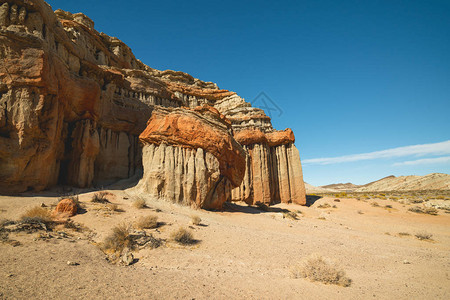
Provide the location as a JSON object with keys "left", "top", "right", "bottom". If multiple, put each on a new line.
{"left": 234, "top": 128, "right": 295, "bottom": 147}
{"left": 139, "top": 106, "right": 245, "bottom": 186}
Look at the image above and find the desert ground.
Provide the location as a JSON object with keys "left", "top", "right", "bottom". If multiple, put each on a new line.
{"left": 1, "top": 188, "right": 449, "bottom": 299}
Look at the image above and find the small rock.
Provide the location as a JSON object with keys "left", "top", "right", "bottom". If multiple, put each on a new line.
{"left": 40, "top": 203, "right": 47, "bottom": 207}
{"left": 6, "top": 274, "right": 14, "bottom": 278}
{"left": 403, "top": 260, "right": 410, "bottom": 264}
{"left": 67, "top": 261, "right": 79, "bottom": 266}
{"left": 121, "top": 252, "right": 134, "bottom": 266}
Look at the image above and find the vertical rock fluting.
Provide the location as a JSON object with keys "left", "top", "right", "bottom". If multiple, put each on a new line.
{"left": 137, "top": 107, "right": 245, "bottom": 209}
{"left": 1, "top": 0, "right": 306, "bottom": 208}
{"left": 232, "top": 129, "right": 306, "bottom": 205}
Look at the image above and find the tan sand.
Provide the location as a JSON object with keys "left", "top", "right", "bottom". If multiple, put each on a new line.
{"left": 0, "top": 190, "right": 449, "bottom": 299}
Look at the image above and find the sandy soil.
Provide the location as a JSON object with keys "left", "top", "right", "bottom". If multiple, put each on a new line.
{"left": 0, "top": 189, "right": 449, "bottom": 299}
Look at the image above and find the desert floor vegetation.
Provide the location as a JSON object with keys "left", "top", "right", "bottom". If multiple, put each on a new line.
{"left": 283, "top": 211, "right": 299, "bottom": 220}
{"left": 101, "top": 223, "right": 135, "bottom": 258}
{"left": 133, "top": 198, "right": 147, "bottom": 209}
{"left": 1, "top": 191, "right": 448, "bottom": 299}
{"left": 20, "top": 206, "right": 53, "bottom": 227}
{"left": 255, "top": 201, "right": 271, "bottom": 212}
{"left": 190, "top": 215, "right": 202, "bottom": 225}
{"left": 171, "top": 227, "right": 196, "bottom": 245}
{"left": 291, "top": 254, "right": 351, "bottom": 287}
{"left": 317, "top": 203, "right": 331, "bottom": 209}
{"left": 135, "top": 215, "right": 159, "bottom": 229}
{"left": 408, "top": 206, "right": 439, "bottom": 215}
{"left": 91, "top": 191, "right": 110, "bottom": 203}
{"left": 415, "top": 232, "right": 433, "bottom": 241}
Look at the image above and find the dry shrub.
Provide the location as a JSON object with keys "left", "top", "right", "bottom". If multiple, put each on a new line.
{"left": 398, "top": 232, "right": 411, "bottom": 236}
{"left": 255, "top": 202, "right": 270, "bottom": 212}
{"left": 91, "top": 192, "right": 109, "bottom": 203}
{"left": 371, "top": 202, "right": 380, "bottom": 207}
{"left": 106, "top": 203, "right": 119, "bottom": 212}
{"left": 171, "top": 227, "right": 195, "bottom": 245}
{"left": 190, "top": 215, "right": 202, "bottom": 225}
{"left": 133, "top": 198, "right": 147, "bottom": 209}
{"left": 291, "top": 254, "right": 351, "bottom": 287}
{"left": 410, "top": 199, "right": 424, "bottom": 204}
{"left": 64, "top": 220, "right": 84, "bottom": 232}
{"left": 135, "top": 215, "right": 158, "bottom": 229}
{"left": 21, "top": 206, "right": 53, "bottom": 225}
{"left": 415, "top": 232, "right": 433, "bottom": 241}
{"left": 408, "top": 206, "right": 438, "bottom": 215}
{"left": 102, "top": 224, "right": 134, "bottom": 255}
{"left": 283, "top": 211, "right": 298, "bottom": 220}
{"left": 317, "top": 203, "right": 331, "bottom": 209}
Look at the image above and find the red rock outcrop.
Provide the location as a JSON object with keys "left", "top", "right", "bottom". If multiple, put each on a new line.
{"left": 52, "top": 198, "right": 77, "bottom": 217}
{"left": 231, "top": 128, "right": 305, "bottom": 205}
{"left": 137, "top": 107, "right": 245, "bottom": 209}
{"left": 0, "top": 0, "right": 306, "bottom": 207}
{"left": 139, "top": 107, "right": 245, "bottom": 187}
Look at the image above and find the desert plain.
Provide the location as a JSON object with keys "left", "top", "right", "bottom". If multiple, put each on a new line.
{"left": 1, "top": 187, "right": 449, "bottom": 299}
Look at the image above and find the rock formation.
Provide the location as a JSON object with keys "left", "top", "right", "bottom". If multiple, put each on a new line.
{"left": 52, "top": 197, "right": 77, "bottom": 218}
{"left": 137, "top": 107, "right": 245, "bottom": 209}
{"left": 0, "top": 0, "right": 306, "bottom": 208}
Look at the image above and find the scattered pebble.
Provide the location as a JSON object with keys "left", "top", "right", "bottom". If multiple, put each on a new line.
{"left": 67, "top": 261, "right": 79, "bottom": 266}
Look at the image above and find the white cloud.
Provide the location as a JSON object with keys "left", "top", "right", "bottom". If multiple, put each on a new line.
{"left": 393, "top": 156, "right": 450, "bottom": 166}
{"left": 303, "top": 140, "right": 450, "bottom": 165}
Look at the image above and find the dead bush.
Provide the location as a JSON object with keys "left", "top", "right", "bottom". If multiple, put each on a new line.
{"left": 21, "top": 206, "right": 53, "bottom": 227}
{"left": 371, "top": 202, "right": 380, "bottom": 207}
{"left": 410, "top": 199, "right": 424, "bottom": 204}
{"left": 190, "top": 215, "right": 202, "bottom": 225}
{"left": 102, "top": 224, "right": 134, "bottom": 255}
{"left": 135, "top": 215, "right": 158, "bottom": 229}
{"left": 408, "top": 206, "right": 438, "bottom": 215}
{"left": 91, "top": 192, "right": 109, "bottom": 203}
{"left": 415, "top": 232, "right": 433, "bottom": 241}
{"left": 317, "top": 203, "right": 331, "bottom": 209}
{"left": 171, "top": 227, "right": 195, "bottom": 245}
{"left": 133, "top": 198, "right": 147, "bottom": 209}
{"left": 291, "top": 254, "right": 351, "bottom": 287}
{"left": 255, "top": 202, "right": 270, "bottom": 212}
{"left": 106, "top": 203, "right": 119, "bottom": 212}
{"left": 283, "top": 211, "right": 298, "bottom": 220}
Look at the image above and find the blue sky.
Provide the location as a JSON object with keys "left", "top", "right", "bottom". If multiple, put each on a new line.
{"left": 47, "top": 0, "right": 450, "bottom": 186}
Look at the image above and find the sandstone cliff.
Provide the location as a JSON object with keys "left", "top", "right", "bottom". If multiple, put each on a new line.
{"left": 0, "top": 0, "right": 306, "bottom": 207}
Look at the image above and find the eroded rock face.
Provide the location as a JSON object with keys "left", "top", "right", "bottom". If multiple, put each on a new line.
{"left": 0, "top": 0, "right": 306, "bottom": 207}
{"left": 231, "top": 128, "right": 306, "bottom": 205}
{"left": 137, "top": 107, "right": 245, "bottom": 209}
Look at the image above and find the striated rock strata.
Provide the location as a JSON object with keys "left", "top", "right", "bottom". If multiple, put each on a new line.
{"left": 0, "top": 0, "right": 305, "bottom": 207}
{"left": 137, "top": 107, "right": 245, "bottom": 209}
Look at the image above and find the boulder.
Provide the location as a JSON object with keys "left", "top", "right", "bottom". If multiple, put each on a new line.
{"left": 53, "top": 198, "right": 77, "bottom": 217}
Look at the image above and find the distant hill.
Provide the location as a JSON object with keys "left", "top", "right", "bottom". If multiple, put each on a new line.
{"left": 306, "top": 173, "right": 450, "bottom": 193}
{"left": 355, "top": 173, "right": 450, "bottom": 192}
{"left": 321, "top": 182, "right": 361, "bottom": 191}
{"left": 304, "top": 183, "right": 338, "bottom": 193}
